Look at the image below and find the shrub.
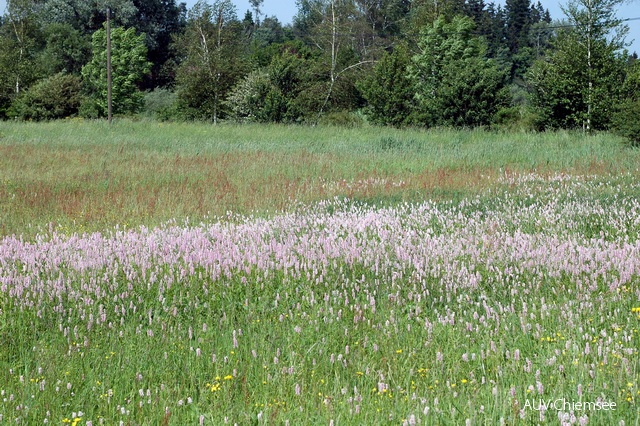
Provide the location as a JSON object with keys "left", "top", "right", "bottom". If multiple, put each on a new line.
{"left": 492, "top": 106, "right": 540, "bottom": 132}
{"left": 317, "top": 110, "right": 365, "bottom": 128}
{"left": 78, "top": 97, "right": 102, "bottom": 119}
{"left": 9, "top": 73, "right": 83, "bottom": 121}
{"left": 226, "top": 70, "right": 278, "bottom": 122}
{"left": 142, "top": 89, "right": 179, "bottom": 121}
{"left": 610, "top": 99, "right": 640, "bottom": 145}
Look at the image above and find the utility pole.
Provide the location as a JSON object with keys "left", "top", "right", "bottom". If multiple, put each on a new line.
{"left": 106, "top": 6, "right": 113, "bottom": 124}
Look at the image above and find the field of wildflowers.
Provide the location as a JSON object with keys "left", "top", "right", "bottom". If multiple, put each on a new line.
{"left": 1, "top": 170, "right": 638, "bottom": 424}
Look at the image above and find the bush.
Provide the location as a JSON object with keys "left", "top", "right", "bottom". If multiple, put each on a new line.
{"left": 611, "top": 99, "right": 640, "bottom": 145}
{"left": 142, "top": 89, "right": 179, "bottom": 121}
{"left": 226, "top": 70, "right": 278, "bottom": 122}
{"left": 9, "top": 73, "right": 83, "bottom": 121}
{"left": 492, "top": 106, "right": 541, "bottom": 132}
{"left": 317, "top": 110, "right": 365, "bottom": 128}
{"left": 78, "top": 97, "right": 102, "bottom": 119}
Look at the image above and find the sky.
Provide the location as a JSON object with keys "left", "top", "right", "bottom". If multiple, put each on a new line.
{"left": 0, "top": 0, "right": 638, "bottom": 53}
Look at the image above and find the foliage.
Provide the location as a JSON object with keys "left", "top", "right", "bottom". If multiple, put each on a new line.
{"left": 81, "top": 26, "right": 151, "bottom": 117}
{"left": 227, "top": 41, "right": 327, "bottom": 123}
{"left": 622, "top": 58, "right": 640, "bottom": 100}
{"left": 293, "top": 0, "right": 377, "bottom": 118}
{"left": 40, "top": 0, "right": 139, "bottom": 34}
{"left": 0, "top": 0, "right": 46, "bottom": 117}
{"left": 410, "top": 16, "right": 509, "bottom": 128}
{"left": 130, "top": 0, "right": 186, "bottom": 88}
{"left": 358, "top": 44, "right": 415, "bottom": 127}
{"left": 38, "top": 0, "right": 184, "bottom": 88}
{"left": 505, "top": 0, "right": 531, "bottom": 54}
{"left": 40, "top": 23, "right": 91, "bottom": 76}
{"left": 610, "top": 99, "right": 640, "bottom": 144}
{"left": 353, "top": 0, "right": 410, "bottom": 38}
{"left": 434, "top": 56, "right": 510, "bottom": 127}
{"left": 0, "top": 35, "right": 19, "bottom": 117}
{"left": 249, "top": 19, "right": 295, "bottom": 68}
{"left": 8, "top": 72, "right": 83, "bottom": 120}
{"left": 526, "top": 29, "right": 627, "bottom": 130}
{"left": 408, "top": 0, "right": 466, "bottom": 25}
{"left": 527, "top": 0, "right": 628, "bottom": 131}
{"left": 173, "top": 0, "right": 245, "bottom": 122}
{"left": 226, "top": 70, "right": 285, "bottom": 122}
{"left": 491, "top": 105, "right": 540, "bottom": 131}
{"left": 317, "top": 109, "right": 365, "bottom": 127}
{"left": 141, "top": 88, "right": 179, "bottom": 121}
{"left": 0, "top": 0, "right": 638, "bottom": 130}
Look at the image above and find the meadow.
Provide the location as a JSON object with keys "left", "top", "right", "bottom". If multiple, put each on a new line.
{"left": 0, "top": 120, "right": 639, "bottom": 424}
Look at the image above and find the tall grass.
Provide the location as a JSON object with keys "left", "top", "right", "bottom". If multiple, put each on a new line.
{"left": 1, "top": 120, "right": 638, "bottom": 238}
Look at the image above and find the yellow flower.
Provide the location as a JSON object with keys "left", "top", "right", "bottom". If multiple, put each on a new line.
{"left": 396, "top": 349, "right": 403, "bottom": 354}
{"left": 72, "top": 418, "right": 82, "bottom": 426}
{"left": 224, "top": 375, "right": 233, "bottom": 380}
{"left": 207, "top": 382, "right": 221, "bottom": 392}
{"left": 461, "top": 379, "right": 468, "bottom": 384}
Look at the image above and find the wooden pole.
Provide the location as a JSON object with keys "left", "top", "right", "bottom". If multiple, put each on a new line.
{"left": 107, "top": 6, "right": 113, "bottom": 124}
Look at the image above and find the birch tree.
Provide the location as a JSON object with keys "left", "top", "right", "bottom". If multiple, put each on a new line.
{"left": 294, "top": 0, "right": 376, "bottom": 119}
{"left": 2, "top": 0, "right": 43, "bottom": 96}
{"left": 560, "top": 0, "right": 628, "bottom": 131}
{"left": 527, "top": 0, "right": 628, "bottom": 130}
{"left": 174, "top": 0, "right": 244, "bottom": 122}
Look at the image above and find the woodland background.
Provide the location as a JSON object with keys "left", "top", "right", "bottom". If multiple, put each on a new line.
{"left": 1, "top": 0, "right": 639, "bottom": 140}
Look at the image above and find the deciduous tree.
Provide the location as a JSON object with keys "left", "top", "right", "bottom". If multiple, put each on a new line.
{"left": 526, "top": 0, "right": 628, "bottom": 130}
{"left": 562, "top": 0, "right": 627, "bottom": 131}
{"left": 173, "top": 0, "right": 245, "bottom": 122}
{"left": 294, "top": 0, "right": 376, "bottom": 120}
{"left": 40, "top": 23, "right": 91, "bottom": 75}
{"left": 81, "top": 25, "right": 151, "bottom": 116}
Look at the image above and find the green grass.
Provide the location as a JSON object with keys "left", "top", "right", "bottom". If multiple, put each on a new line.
{"left": 1, "top": 120, "right": 639, "bottom": 238}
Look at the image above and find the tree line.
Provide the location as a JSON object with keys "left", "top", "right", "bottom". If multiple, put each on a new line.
{"left": 1, "top": 0, "right": 638, "bottom": 140}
